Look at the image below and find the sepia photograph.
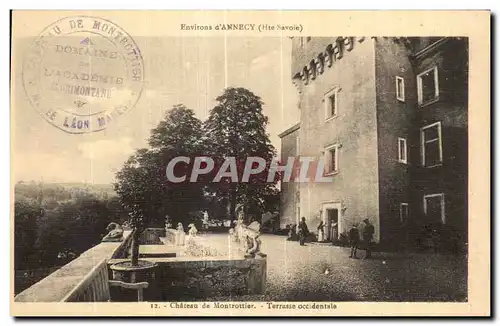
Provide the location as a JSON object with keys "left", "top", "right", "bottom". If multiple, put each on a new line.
{"left": 10, "top": 11, "right": 489, "bottom": 316}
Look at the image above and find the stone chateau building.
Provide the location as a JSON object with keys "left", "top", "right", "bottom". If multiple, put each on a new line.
{"left": 279, "top": 37, "right": 468, "bottom": 248}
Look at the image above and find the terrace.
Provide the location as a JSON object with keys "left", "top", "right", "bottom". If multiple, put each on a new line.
{"left": 14, "top": 229, "right": 267, "bottom": 302}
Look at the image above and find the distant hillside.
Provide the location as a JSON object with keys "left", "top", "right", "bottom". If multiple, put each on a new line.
{"left": 49, "top": 182, "right": 116, "bottom": 195}
{"left": 14, "top": 181, "right": 117, "bottom": 203}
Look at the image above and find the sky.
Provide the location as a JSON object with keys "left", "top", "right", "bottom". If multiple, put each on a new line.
{"left": 13, "top": 36, "right": 299, "bottom": 184}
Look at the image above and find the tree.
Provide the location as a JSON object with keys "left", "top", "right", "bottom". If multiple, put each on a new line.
{"left": 33, "top": 194, "right": 114, "bottom": 267}
{"left": 14, "top": 200, "right": 41, "bottom": 270}
{"left": 148, "top": 104, "right": 207, "bottom": 224}
{"left": 114, "top": 148, "right": 164, "bottom": 265}
{"left": 114, "top": 104, "right": 205, "bottom": 266}
{"left": 204, "top": 87, "right": 279, "bottom": 222}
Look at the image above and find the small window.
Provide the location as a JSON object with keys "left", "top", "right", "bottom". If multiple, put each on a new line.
{"left": 396, "top": 76, "right": 405, "bottom": 102}
{"left": 398, "top": 137, "right": 407, "bottom": 164}
{"left": 324, "top": 144, "right": 339, "bottom": 174}
{"left": 420, "top": 122, "right": 443, "bottom": 167}
{"left": 324, "top": 87, "right": 339, "bottom": 120}
{"left": 400, "top": 203, "right": 409, "bottom": 223}
{"left": 423, "top": 193, "right": 445, "bottom": 224}
{"left": 417, "top": 66, "right": 439, "bottom": 105}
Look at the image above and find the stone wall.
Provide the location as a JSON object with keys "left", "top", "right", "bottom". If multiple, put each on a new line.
{"left": 409, "top": 37, "right": 469, "bottom": 248}
{"left": 154, "top": 256, "right": 267, "bottom": 300}
{"left": 296, "top": 37, "right": 380, "bottom": 240}
{"left": 374, "top": 37, "right": 417, "bottom": 246}
{"left": 279, "top": 123, "right": 300, "bottom": 229}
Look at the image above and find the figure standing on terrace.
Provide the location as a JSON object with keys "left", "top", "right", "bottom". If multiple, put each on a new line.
{"left": 348, "top": 223, "right": 360, "bottom": 259}
{"left": 101, "top": 222, "right": 124, "bottom": 242}
{"left": 362, "top": 219, "right": 375, "bottom": 259}
{"left": 175, "top": 222, "right": 186, "bottom": 246}
{"left": 317, "top": 220, "right": 325, "bottom": 242}
{"left": 298, "top": 217, "right": 309, "bottom": 246}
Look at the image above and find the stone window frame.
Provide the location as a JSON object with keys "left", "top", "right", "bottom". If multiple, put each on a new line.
{"left": 400, "top": 203, "right": 409, "bottom": 223}
{"left": 324, "top": 86, "right": 340, "bottom": 121}
{"left": 398, "top": 137, "right": 408, "bottom": 164}
{"left": 417, "top": 66, "right": 439, "bottom": 106}
{"left": 324, "top": 143, "right": 340, "bottom": 176}
{"left": 396, "top": 76, "right": 405, "bottom": 102}
{"left": 423, "top": 193, "right": 446, "bottom": 224}
{"left": 420, "top": 121, "right": 443, "bottom": 168}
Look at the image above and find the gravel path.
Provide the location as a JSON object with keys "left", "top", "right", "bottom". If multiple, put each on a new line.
{"left": 204, "top": 234, "right": 467, "bottom": 302}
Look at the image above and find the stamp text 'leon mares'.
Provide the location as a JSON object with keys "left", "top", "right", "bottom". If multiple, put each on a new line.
{"left": 23, "top": 16, "right": 144, "bottom": 134}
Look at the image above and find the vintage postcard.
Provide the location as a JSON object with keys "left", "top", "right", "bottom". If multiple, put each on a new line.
{"left": 10, "top": 10, "right": 490, "bottom": 317}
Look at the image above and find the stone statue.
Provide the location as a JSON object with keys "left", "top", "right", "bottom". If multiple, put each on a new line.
{"left": 228, "top": 228, "right": 236, "bottom": 242}
{"left": 241, "top": 221, "right": 265, "bottom": 258}
{"left": 188, "top": 223, "right": 198, "bottom": 237}
{"left": 202, "top": 211, "right": 209, "bottom": 229}
{"left": 175, "top": 222, "right": 186, "bottom": 246}
{"left": 101, "top": 222, "right": 124, "bottom": 242}
{"left": 185, "top": 223, "right": 198, "bottom": 246}
{"left": 233, "top": 215, "right": 245, "bottom": 243}
{"left": 165, "top": 215, "right": 172, "bottom": 230}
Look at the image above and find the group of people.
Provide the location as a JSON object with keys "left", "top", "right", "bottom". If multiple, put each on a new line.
{"left": 348, "top": 219, "right": 374, "bottom": 259}
{"left": 295, "top": 217, "right": 375, "bottom": 259}
{"left": 316, "top": 220, "right": 338, "bottom": 243}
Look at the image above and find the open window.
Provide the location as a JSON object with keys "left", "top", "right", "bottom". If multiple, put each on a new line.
{"left": 400, "top": 203, "right": 409, "bottom": 223}
{"left": 324, "top": 87, "right": 339, "bottom": 120}
{"left": 417, "top": 66, "right": 439, "bottom": 106}
{"left": 396, "top": 76, "right": 405, "bottom": 102}
{"left": 324, "top": 144, "right": 339, "bottom": 175}
{"left": 398, "top": 137, "right": 408, "bottom": 164}
{"left": 420, "top": 122, "right": 443, "bottom": 167}
{"left": 423, "top": 193, "right": 446, "bottom": 224}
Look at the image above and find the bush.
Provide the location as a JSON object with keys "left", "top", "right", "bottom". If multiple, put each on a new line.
{"left": 182, "top": 239, "right": 221, "bottom": 257}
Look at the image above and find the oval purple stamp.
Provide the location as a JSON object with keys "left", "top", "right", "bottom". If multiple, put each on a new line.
{"left": 22, "top": 16, "right": 144, "bottom": 133}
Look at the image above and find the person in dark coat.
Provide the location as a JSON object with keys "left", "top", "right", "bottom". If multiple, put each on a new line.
{"left": 362, "top": 218, "right": 375, "bottom": 259}
{"left": 298, "top": 217, "right": 309, "bottom": 246}
{"left": 348, "top": 223, "right": 360, "bottom": 258}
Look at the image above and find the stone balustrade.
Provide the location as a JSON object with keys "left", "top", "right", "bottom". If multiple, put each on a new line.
{"left": 14, "top": 230, "right": 133, "bottom": 302}
{"left": 61, "top": 259, "right": 110, "bottom": 302}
